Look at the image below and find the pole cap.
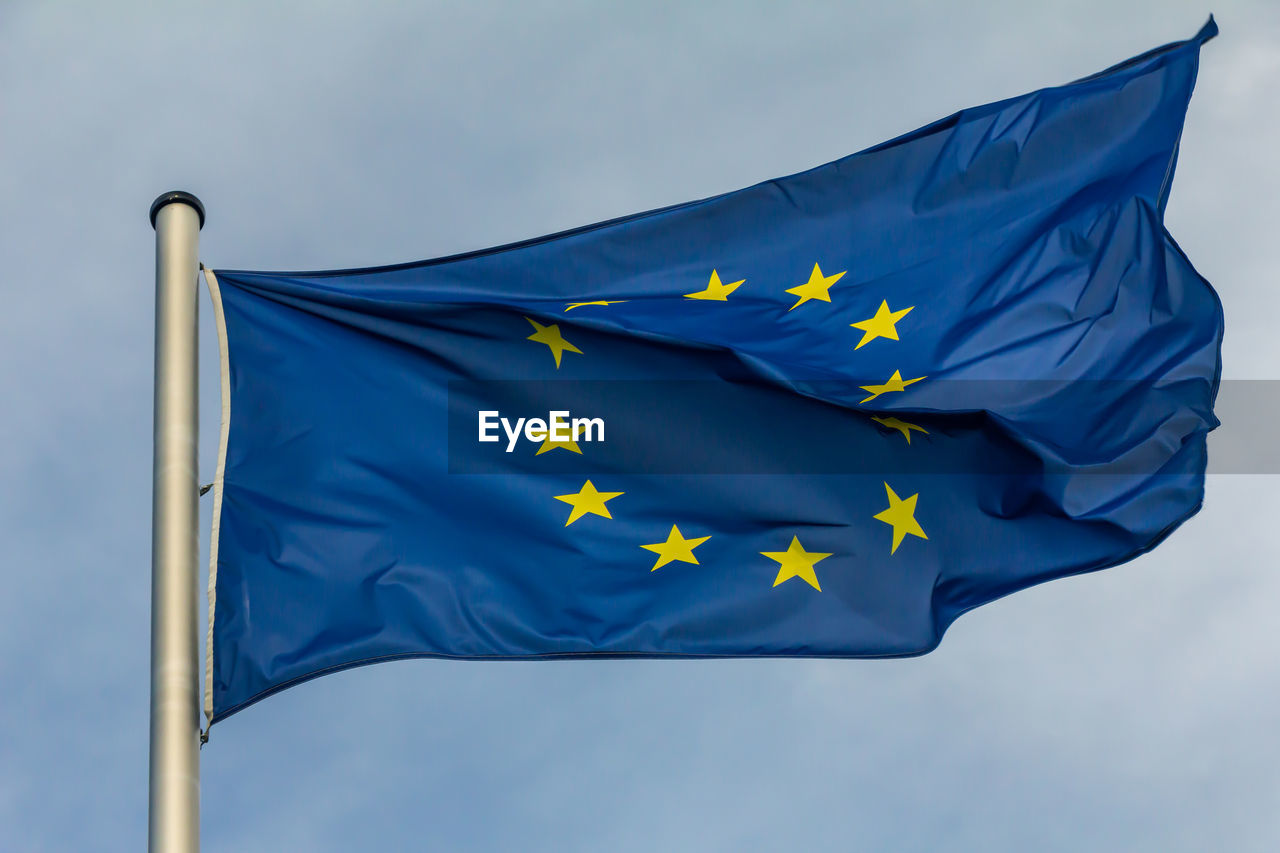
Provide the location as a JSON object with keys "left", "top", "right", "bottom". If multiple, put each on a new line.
{"left": 149, "top": 191, "right": 205, "bottom": 230}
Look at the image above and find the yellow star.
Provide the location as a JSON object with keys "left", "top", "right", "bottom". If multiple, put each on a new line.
{"left": 871, "top": 416, "right": 929, "bottom": 444}
{"left": 850, "top": 300, "right": 914, "bottom": 349}
{"left": 641, "top": 524, "right": 711, "bottom": 571}
{"left": 760, "top": 535, "right": 832, "bottom": 592}
{"left": 873, "top": 482, "right": 928, "bottom": 554}
{"left": 525, "top": 317, "right": 582, "bottom": 368}
{"left": 859, "top": 370, "right": 925, "bottom": 404}
{"left": 534, "top": 422, "right": 585, "bottom": 455}
{"left": 684, "top": 270, "right": 744, "bottom": 301}
{"left": 786, "top": 262, "right": 846, "bottom": 311}
{"left": 565, "top": 300, "right": 628, "bottom": 311}
{"left": 555, "top": 480, "right": 624, "bottom": 526}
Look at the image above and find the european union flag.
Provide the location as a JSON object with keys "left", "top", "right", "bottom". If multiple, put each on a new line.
{"left": 205, "top": 20, "right": 1221, "bottom": 725}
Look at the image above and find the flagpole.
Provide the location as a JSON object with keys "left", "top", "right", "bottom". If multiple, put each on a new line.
{"left": 148, "top": 191, "right": 204, "bottom": 853}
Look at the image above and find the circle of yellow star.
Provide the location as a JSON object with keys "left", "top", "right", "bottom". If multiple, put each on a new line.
{"left": 641, "top": 524, "right": 711, "bottom": 571}
{"left": 685, "top": 269, "right": 744, "bottom": 301}
{"left": 760, "top": 535, "right": 833, "bottom": 591}
{"left": 554, "top": 480, "right": 624, "bottom": 526}
{"left": 873, "top": 482, "right": 928, "bottom": 554}
{"left": 525, "top": 317, "right": 582, "bottom": 368}
{"left": 786, "top": 262, "right": 846, "bottom": 311}
{"left": 850, "top": 300, "right": 914, "bottom": 349}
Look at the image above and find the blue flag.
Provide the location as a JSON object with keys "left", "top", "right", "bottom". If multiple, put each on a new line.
{"left": 205, "top": 20, "right": 1221, "bottom": 725}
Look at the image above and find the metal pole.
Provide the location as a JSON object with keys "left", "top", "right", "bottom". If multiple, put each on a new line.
{"left": 148, "top": 191, "right": 204, "bottom": 853}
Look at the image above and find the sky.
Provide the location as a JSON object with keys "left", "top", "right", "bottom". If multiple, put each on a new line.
{"left": 1, "top": 1, "right": 1278, "bottom": 851}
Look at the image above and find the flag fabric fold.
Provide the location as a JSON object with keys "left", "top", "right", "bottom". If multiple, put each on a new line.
{"left": 206, "top": 19, "right": 1221, "bottom": 725}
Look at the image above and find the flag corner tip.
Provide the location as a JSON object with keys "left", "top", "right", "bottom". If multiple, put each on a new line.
{"left": 1197, "top": 15, "right": 1219, "bottom": 45}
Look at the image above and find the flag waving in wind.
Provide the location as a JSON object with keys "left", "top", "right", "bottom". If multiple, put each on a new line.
{"left": 204, "top": 19, "right": 1222, "bottom": 726}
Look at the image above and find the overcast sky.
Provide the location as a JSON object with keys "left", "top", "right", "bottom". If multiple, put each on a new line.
{"left": 2, "top": 2, "right": 1277, "bottom": 851}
